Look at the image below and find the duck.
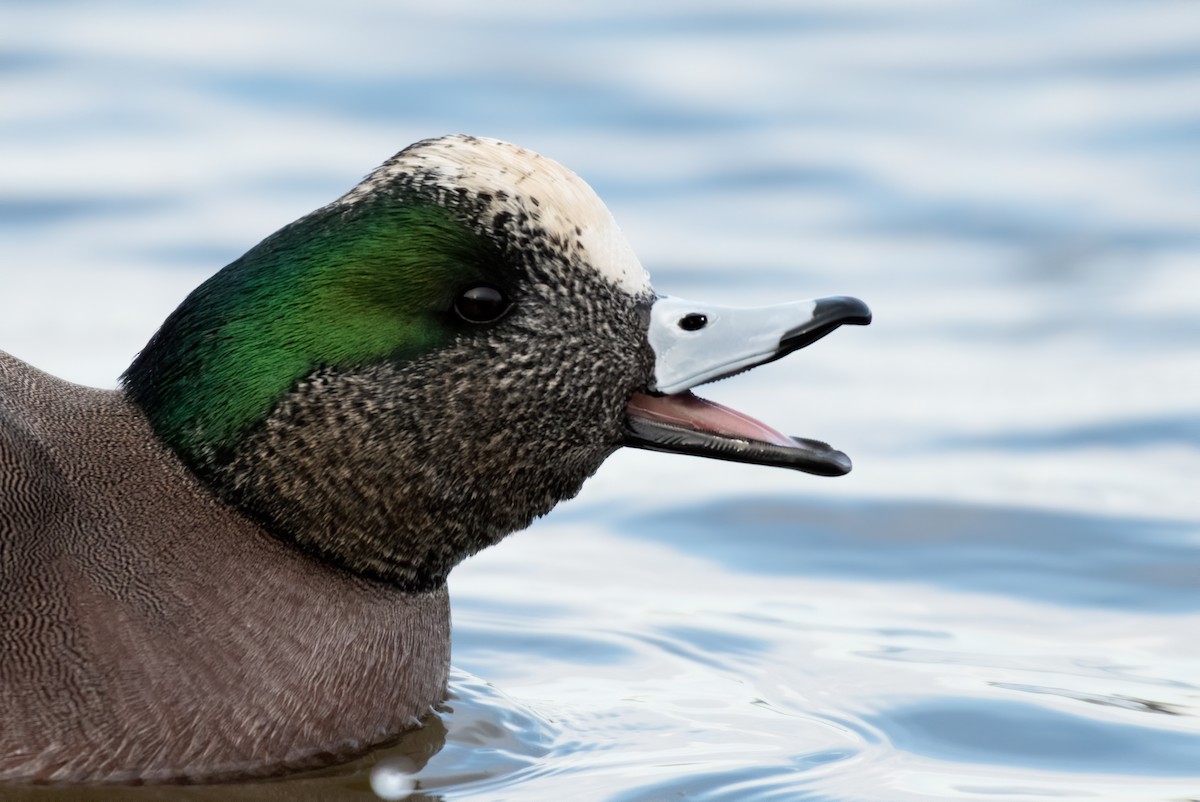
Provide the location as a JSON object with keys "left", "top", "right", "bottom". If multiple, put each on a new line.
{"left": 0, "top": 134, "right": 870, "bottom": 784}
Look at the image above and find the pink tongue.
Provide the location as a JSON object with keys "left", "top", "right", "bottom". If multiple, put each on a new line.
{"left": 626, "top": 391, "right": 796, "bottom": 448}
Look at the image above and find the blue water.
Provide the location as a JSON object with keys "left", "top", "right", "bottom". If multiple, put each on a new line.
{"left": 3, "top": 1, "right": 1200, "bottom": 799}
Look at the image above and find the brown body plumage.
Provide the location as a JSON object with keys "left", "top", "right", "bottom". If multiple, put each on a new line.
{"left": 0, "top": 353, "right": 449, "bottom": 783}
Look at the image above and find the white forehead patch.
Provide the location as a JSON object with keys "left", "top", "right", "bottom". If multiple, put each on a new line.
{"left": 335, "top": 135, "right": 652, "bottom": 297}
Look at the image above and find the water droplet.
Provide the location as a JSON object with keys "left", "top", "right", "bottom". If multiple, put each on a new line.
{"left": 370, "top": 756, "right": 417, "bottom": 800}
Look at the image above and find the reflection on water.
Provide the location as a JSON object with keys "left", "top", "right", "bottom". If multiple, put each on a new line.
{"left": 3, "top": 0, "right": 1200, "bottom": 799}
{"left": 623, "top": 497, "right": 1200, "bottom": 611}
{"left": 877, "top": 698, "right": 1200, "bottom": 776}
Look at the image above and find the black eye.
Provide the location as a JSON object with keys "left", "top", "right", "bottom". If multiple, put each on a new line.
{"left": 454, "top": 285, "right": 511, "bottom": 324}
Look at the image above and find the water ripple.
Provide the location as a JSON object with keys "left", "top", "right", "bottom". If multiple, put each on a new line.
{"left": 872, "top": 697, "right": 1200, "bottom": 776}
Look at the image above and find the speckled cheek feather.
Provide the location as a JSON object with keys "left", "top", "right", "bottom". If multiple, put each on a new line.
{"left": 204, "top": 235, "right": 656, "bottom": 592}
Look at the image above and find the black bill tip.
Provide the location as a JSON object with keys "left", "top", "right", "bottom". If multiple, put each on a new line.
{"left": 780, "top": 296, "right": 872, "bottom": 354}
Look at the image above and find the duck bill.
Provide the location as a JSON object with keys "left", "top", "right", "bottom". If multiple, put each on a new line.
{"left": 623, "top": 295, "right": 871, "bottom": 476}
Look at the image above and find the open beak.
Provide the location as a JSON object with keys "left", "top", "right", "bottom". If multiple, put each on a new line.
{"left": 623, "top": 295, "right": 871, "bottom": 476}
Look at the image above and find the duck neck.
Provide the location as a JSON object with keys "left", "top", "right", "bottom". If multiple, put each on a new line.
{"left": 193, "top": 355, "right": 623, "bottom": 592}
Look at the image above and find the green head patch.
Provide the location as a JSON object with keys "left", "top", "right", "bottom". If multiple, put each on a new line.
{"left": 123, "top": 199, "right": 498, "bottom": 464}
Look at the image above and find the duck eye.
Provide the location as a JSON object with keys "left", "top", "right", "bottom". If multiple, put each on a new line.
{"left": 454, "top": 285, "right": 511, "bottom": 324}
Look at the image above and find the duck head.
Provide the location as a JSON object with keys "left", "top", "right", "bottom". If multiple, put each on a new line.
{"left": 122, "top": 135, "right": 870, "bottom": 591}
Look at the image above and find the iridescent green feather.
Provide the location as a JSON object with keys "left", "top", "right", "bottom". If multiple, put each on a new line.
{"left": 123, "top": 199, "right": 494, "bottom": 463}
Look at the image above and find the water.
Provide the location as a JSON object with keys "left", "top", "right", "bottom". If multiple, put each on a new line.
{"left": 3, "top": 1, "right": 1200, "bottom": 799}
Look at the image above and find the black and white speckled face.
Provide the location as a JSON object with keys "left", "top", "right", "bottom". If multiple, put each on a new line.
{"left": 195, "top": 136, "right": 661, "bottom": 589}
